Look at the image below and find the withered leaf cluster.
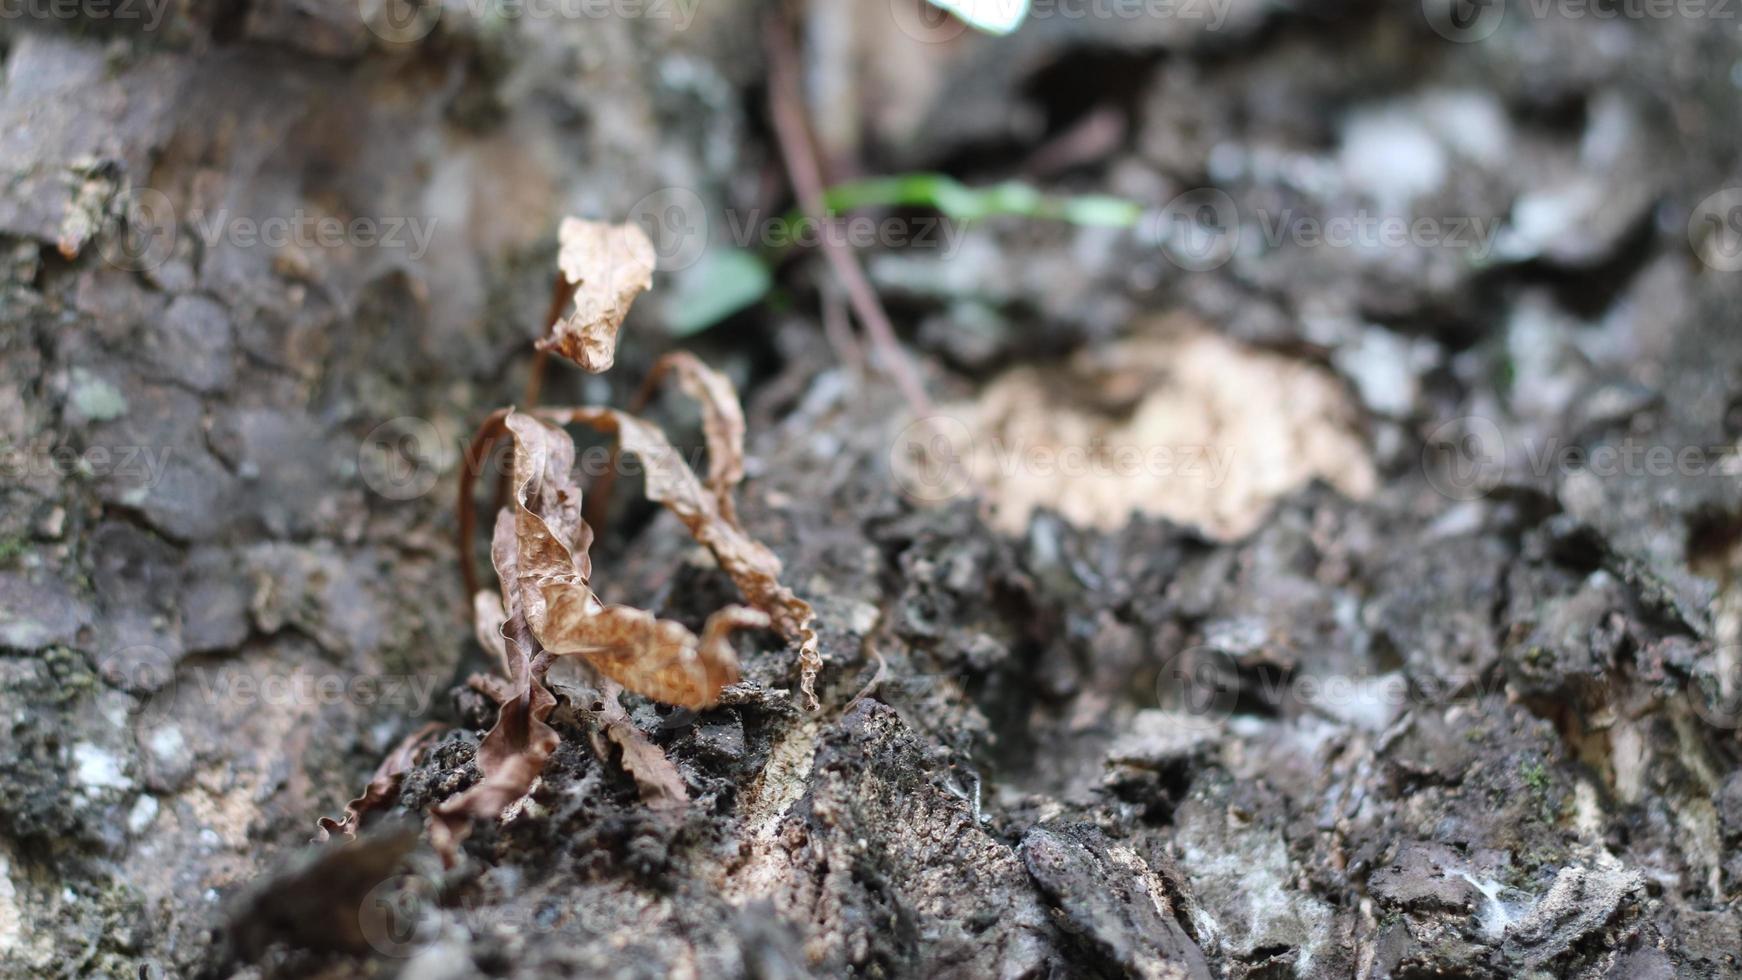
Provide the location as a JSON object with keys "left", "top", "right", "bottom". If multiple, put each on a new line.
{"left": 494, "top": 406, "right": 773, "bottom": 713}
{"left": 319, "top": 217, "right": 820, "bottom": 865}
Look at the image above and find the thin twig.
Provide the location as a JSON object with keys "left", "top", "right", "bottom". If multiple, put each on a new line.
{"left": 762, "top": 9, "right": 932, "bottom": 416}
{"left": 458, "top": 408, "right": 511, "bottom": 600}
{"left": 819, "top": 279, "right": 863, "bottom": 378}
{"left": 844, "top": 637, "right": 887, "bottom": 715}
{"left": 521, "top": 271, "right": 571, "bottom": 410}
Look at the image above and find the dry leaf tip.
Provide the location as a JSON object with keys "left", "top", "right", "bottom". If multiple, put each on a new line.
{"left": 538, "top": 217, "right": 658, "bottom": 373}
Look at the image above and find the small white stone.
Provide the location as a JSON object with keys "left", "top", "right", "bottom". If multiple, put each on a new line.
{"left": 1419, "top": 90, "right": 1510, "bottom": 168}
{"left": 1495, "top": 181, "right": 1604, "bottom": 264}
{"left": 1340, "top": 109, "right": 1447, "bottom": 210}
{"left": 146, "top": 726, "right": 186, "bottom": 762}
{"left": 100, "top": 696, "right": 130, "bottom": 730}
{"left": 1333, "top": 327, "right": 1420, "bottom": 418}
{"left": 844, "top": 600, "right": 880, "bottom": 636}
{"left": 72, "top": 743, "right": 130, "bottom": 791}
{"left": 0, "top": 852, "right": 19, "bottom": 954}
{"left": 1207, "top": 141, "right": 1245, "bottom": 184}
{"left": 127, "top": 796, "right": 160, "bottom": 835}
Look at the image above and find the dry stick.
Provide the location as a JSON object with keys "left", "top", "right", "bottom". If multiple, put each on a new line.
{"left": 820, "top": 280, "right": 863, "bottom": 376}
{"left": 844, "top": 636, "right": 887, "bottom": 714}
{"left": 762, "top": 10, "right": 932, "bottom": 417}
{"left": 521, "top": 272, "right": 572, "bottom": 411}
{"left": 458, "top": 408, "right": 512, "bottom": 601}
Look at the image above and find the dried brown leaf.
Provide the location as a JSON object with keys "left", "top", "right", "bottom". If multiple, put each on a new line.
{"left": 503, "top": 412, "right": 593, "bottom": 637}
{"left": 643, "top": 351, "right": 747, "bottom": 521}
{"left": 599, "top": 689, "right": 689, "bottom": 810}
{"left": 637, "top": 357, "right": 823, "bottom": 704}
{"left": 537, "top": 217, "right": 656, "bottom": 373}
{"left": 539, "top": 593, "right": 765, "bottom": 710}
{"left": 465, "top": 669, "right": 519, "bottom": 707}
{"left": 429, "top": 617, "right": 558, "bottom": 867}
{"left": 433, "top": 342, "right": 822, "bottom": 864}
{"left": 501, "top": 407, "right": 763, "bottom": 710}
{"left": 433, "top": 404, "right": 761, "bottom": 863}
{"left": 430, "top": 423, "right": 578, "bottom": 866}
{"left": 315, "top": 721, "right": 445, "bottom": 842}
{"left": 544, "top": 405, "right": 822, "bottom": 709}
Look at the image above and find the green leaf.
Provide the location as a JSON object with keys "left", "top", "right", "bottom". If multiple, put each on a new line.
{"left": 665, "top": 248, "right": 772, "bottom": 337}
{"left": 818, "top": 175, "right": 1143, "bottom": 229}
{"left": 673, "top": 169, "right": 1141, "bottom": 336}
{"left": 1057, "top": 195, "right": 1145, "bottom": 227}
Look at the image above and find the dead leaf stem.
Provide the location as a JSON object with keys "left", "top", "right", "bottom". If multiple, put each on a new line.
{"left": 763, "top": 9, "right": 932, "bottom": 416}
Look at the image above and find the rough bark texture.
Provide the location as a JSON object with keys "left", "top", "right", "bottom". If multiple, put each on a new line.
{"left": 1, "top": 2, "right": 1740, "bottom": 978}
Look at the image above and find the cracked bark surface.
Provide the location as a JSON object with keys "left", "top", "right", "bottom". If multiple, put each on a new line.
{"left": 1, "top": 3, "right": 1740, "bottom": 978}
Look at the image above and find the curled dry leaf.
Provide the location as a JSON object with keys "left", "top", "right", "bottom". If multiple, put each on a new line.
{"left": 540, "top": 595, "right": 766, "bottom": 711}
{"left": 498, "top": 410, "right": 754, "bottom": 710}
{"left": 429, "top": 615, "right": 559, "bottom": 866}
{"left": 598, "top": 686, "right": 690, "bottom": 810}
{"left": 429, "top": 504, "right": 567, "bottom": 866}
{"left": 632, "top": 355, "right": 819, "bottom": 702}
{"left": 638, "top": 351, "right": 747, "bottom": 521}
{"left": 474, "top": 588, "right": 511, "bottom": 679}
{"left": 502, "top": 412, "right": 592, "bottom": 637}
{"left": 543, "top": 399, "right": 822, "bottom": 709}
{"left": 315, "top": 721, "right": 445, "bottom": 842}
{"left": 431, "top": 406, "right": 778, "bottom": 864}
{"left": 536, "top": 217, "right": 657, "bottom": 373}
{"left": 640, "top": 356, "right": 820, "bottom": 704}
